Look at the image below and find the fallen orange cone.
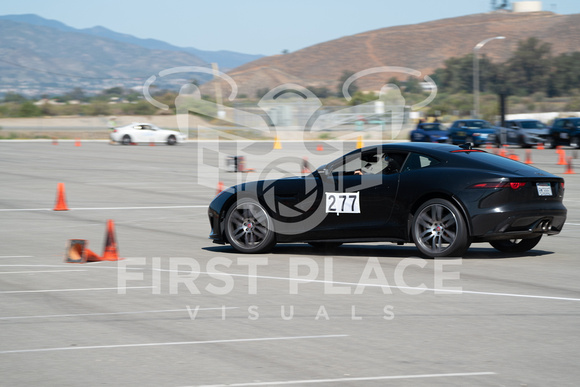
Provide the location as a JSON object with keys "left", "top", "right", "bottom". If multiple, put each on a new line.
{"left": 53, "top": 183, "right": 69, "bottom": 211}
{"left": 101, "top": 219, "right": 122, "bottom": 261}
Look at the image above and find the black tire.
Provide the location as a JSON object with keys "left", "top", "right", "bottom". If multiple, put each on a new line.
{"left": 412, "top": 198, "right": 470, "bottom": 257}
{"left": 308, "top": 242, "right": 343, "bottom": 249}
{"left": 544, "top": 136, "right": 555, "bottom": 149}
{"left": 571, "top": 136, "right": 580, "bottom": 149}
{"left": 224, "top": 198, "right": 276, "bottom": 253}
{"left": 167, "top": 135, "right": 177, "bottom": 146}
{"left": 121, "top": 135, "right": 132, "bottom": 145}
{"left": 489, "top": 235, "right": 542, "bottom": 253}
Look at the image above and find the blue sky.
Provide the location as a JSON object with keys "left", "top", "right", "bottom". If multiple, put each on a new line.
{"left": 2, "top": 0, "right": 580, "bottom": 55}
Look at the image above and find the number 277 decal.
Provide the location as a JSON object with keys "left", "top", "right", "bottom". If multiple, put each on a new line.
{"left": 325, "top": 192, "right": 360, "bottom": 214}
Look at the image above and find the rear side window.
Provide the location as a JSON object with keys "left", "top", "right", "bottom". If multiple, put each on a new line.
{"left": 401, "top": 152, "right": 439, "bottom": 173}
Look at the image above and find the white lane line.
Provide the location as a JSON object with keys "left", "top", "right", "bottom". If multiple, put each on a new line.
{"left": 0, "top": 256, "right": 33, "bottom": 259}
{"left": 153, "top": 267, "right": 580, "bottom": 303}
{"left": 193, "top": 372, "right": 497, "bottom": 386}
{"left": 0, "top": 286, "right": 154, "bottom": 294}
{"left": 0, "top": 205, "right": 207, "bottom": 212}
{"left": 0, "top": 334, "right": 348, "bottom": 354}
{"left": 0, "top": 307, "right": 238, "bottom": 321}
{"left": 0, "top": 270, "right": 86, "bottom": 274}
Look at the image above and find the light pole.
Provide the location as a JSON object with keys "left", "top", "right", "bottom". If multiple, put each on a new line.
{"left": 473, "top": 36, "right": 505, "bottom": 118}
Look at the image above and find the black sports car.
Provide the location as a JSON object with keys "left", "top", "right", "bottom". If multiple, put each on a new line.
{"left": 208, "top": 143, "right": 567, "bottom": 257}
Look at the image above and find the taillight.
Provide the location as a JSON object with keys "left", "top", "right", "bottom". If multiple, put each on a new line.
{"left": 509, "top": 182, "right": 526, "bottom": 190}
{"left": 469, "top": 182, "right": 526, "bottom": 190}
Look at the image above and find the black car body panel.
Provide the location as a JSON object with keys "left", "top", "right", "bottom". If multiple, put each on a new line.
{"left": 208, "top": 143, "right": 567, "bottom": 256}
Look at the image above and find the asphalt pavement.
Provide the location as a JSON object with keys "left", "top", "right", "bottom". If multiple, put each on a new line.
{"left": 1, "top": 140, "right": 579, "bottom": 386}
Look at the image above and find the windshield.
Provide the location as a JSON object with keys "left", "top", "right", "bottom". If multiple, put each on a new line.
{"left": 421, "top": 124, "right": 447, "bottom": 132}
{"left": 520, "top": 121, "right": 547, "bottom": 129}
{"left": 456, "top": 121, "right": 492, "bottom": 129}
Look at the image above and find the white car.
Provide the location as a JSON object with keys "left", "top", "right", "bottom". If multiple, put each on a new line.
{"left": 110, "top": 123, "right": 186, "bottom": 145}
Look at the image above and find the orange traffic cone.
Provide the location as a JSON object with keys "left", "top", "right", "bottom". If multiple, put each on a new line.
{"left": 508, "top": 153, "right": 520, "bottom": 161}
{"left": 85, "top": 249, "right": 101, "bottom": 262}
{"left": 524, "top": 149, "right": 533, "bottom": 164}
{"left": 64, "top": 239, "right": 101, "bottom": 263}
{"left": 499, "top": 147, "right": 507, "bottom": 158}
{"left": 216, "top": 181, "right": 224, "bottom": 195}
{"left": 273, "top": 136, "right": 282, "bottom": 150}
{"left": 52, "top": 137, "right": 58, "bottom": 145}
{"left": 75, "top": 138, "right": 81, "bottom": 147}
{"left": 564, "top": 157, "right": 576, "bottom": 174}
{"left": 557, "top": 148, "right": 567, "bottom": 165}
{"left": 316, "top": 144, "right": 324, "bottom": 151}
{"left": 53, "top": 183, "right": 69, "bottom": 211}
{"left": 101, "top": 219, "right": 121, "bottom": 261}
{"left": 537, "top": 143, "right": 544, "bottom": 150}
{"left": 356, "top": 135, "right": 364, "bottom": 149}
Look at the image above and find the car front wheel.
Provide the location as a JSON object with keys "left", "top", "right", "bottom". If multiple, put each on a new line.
{"left": 544, "top": 137, "right": 555, "bottom": 149}
{"left": 167, "top": 135, "right": 177, "bottom": 145}
{"left": 224, "top": 198, "right": 276, "bottom": 253}
{"left": 412, "top": 198, "right": 470, "bottom": 257}
{"left": 489, "top": 236, "right": 542, "bottom": 253}
{"left": 570, "top": 136, "right": 580, "bottom": 149}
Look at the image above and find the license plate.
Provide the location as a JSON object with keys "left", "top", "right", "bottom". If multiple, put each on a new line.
{"left": 457, "top": 131, "right": 465, "bottom": 137}
{"left": 536, "top": 182, "right": 553, "bottom": 196}
{"left": 561, "top": 132, "right": 569, "bottom": 139}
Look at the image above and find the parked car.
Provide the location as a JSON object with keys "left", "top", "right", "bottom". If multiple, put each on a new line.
{"left": 491, "top": 119, "right": 549, "bottom": 148}
{"left": 208, "top": 143, "right": 566, "bottom": 257}
{"left": 409, "top": 122, "right": 449, "bottom": 143}
{"left": 110, "top": 123, "right": 186, "bottom": 145}
{"left": 447, "top": 119, "right": 496, "bottom": 146}
{"left": 546, "top": 117, "right": 580, "bottom": 149}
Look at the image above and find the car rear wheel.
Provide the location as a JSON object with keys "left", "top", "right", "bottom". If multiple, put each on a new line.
{"left": 412, "top": 199, "right": 470, "bottom": 257}
{"left": 121, "top": 135, "right": 132, "bottom": 145}
{"left": 167, "top": 135, "right": 177, "bottom": 145}
{"left": 224, "top": 198, "right": 275, "bottom": 253}
{"left": 489, "top": 235, "right": 542, "bottom": 253}
{"left": 544, "top": 137, "right": 555, "bottom": 149}
{"left": 571, "top": 136, "right": 580, "bottom": 149}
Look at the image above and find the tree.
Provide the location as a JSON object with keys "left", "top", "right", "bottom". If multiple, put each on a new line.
{"left": 3, "top": 92, "right": 27, "bottom": 103}
{"left": 337, "top": 70, "right": 358, "bottom": 98}
{"left": 307, "top": 86, "right": 331, "bottom": 99}
{"left": 404, "top": 76, "right": 422, "bottom": 93}
{"left": 547, "top": 52, "right": 580, "bottom": 97}
{"left": 505, "top": 37, "right": 552, "bottom": 96}
{"left": 18, "top": 101, "right": 42, "bottom": 117}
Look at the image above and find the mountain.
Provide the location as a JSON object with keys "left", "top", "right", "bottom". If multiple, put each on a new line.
{"left": 0, "top": 14, "right": 263, "bottom": 69}
{"left": 0, "top": 14, "right": 264, "bottom": 96}
{"left": 201, "top": 11, "right": 580, "bottom": 99}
